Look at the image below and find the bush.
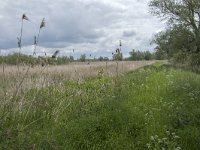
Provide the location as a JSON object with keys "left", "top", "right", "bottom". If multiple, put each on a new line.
{"left": 187, "top": 53, "right": 200, "bottom": 66}
{"left": 172, "top": 52, "right": 188, "bottom": 64}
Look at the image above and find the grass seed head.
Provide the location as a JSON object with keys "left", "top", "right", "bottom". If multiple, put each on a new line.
{"left": 40, "top": 18, "right": 46, "bottom": 28}
{"left": 52, "top": 50, "right": 59, "bottom": 58}
{"left": 22, "top": 14, "right": 29, "bottom": 21}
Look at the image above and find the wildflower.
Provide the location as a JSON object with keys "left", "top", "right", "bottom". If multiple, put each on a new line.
{"left": 162, "top": 137, "right": 168, "bottom": 141}
{"left": 150, "top": 136, "right": 154, "bottom": 141}
{"left": 155, "top": 135, "right": 158, "bottom": 139}
{"left": 158, "top": 139, "right": 162, "bottom": 143}
{"left": 175, "top": 146, "right": 181, "bottom": 150}
{"left": 146, "top": 143, "right": 151, "bottom": 148}
{"left": 174, "top": 135, "right": 180, "bottom": 139}
{"left": 166, "top": 130, "right": 170, "bottom": 136}
{"left": 172, "top": 133, "right": 176, "bottom": 136}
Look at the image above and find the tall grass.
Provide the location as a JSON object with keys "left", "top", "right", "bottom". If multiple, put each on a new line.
{"left": 33, "top": 18, "right": 45, "bottom": 56}
{"left": 16, "top": 14, "right": 30, "bottom": 83}
{"left": 0, "top": 64, "right": 200, "bottom": 149}
{"left": 12, "top": 15, "right": 46, "bottom": 99}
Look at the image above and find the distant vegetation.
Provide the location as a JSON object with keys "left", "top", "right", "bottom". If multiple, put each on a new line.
{"left": 0, "top": 53, "right": 72, "bottom": 65}
{"left": 127, "top": 49, "right": 155, "bottom": 61}
{"left": 149, "top": 0, "right": 200, "bottom": 67}
{"left": 0, "top": 50, "right": 156, "bottom": 66}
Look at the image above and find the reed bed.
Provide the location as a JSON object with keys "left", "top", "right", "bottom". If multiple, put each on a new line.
{"left": 0, "top": 61, "right": 155, "bottom": 94}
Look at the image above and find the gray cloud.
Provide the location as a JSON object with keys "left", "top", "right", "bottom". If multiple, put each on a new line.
{"left": 0, "top": 0, "right": 165, "bottom": 57}
{"left": 123, "top": 30, "right": 136, "bottom": 37}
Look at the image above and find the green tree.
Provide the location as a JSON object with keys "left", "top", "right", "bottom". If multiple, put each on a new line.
{"left": 103, "top": 57, "right": 109, "bottom": 61}
{"left": 98, "top": 56, "right": 104, "bottom": 61}
{"left": 153, "top": 24, "right": 196, "bottom": 60}
{"left": 129, "top": 49, "right": 144, "bottom": 60}
{"left": 79, "top": 54, "right": 86, "bottom": 62}
{"left": 149, "top": 0, "right": 200, "bottom": 53}
{"left": 144, "top": 51, "right": 152, "bottom": 60}
{"left": 69, "top": 56, "right": 74, "bottom": 61}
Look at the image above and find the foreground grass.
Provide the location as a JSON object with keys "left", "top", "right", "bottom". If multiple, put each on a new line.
{"left": 1, "top": 64, "right": 200, "bottom": 149}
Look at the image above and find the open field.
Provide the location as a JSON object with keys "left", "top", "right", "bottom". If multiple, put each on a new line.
{"left": 1, "top": 62, "right": 200, "bottom": 149}
{"left": 0, "top": 61, "right": 156, "bottom": 78}
{"left": 0, "top": 61, "right": 155, "bottom": 96}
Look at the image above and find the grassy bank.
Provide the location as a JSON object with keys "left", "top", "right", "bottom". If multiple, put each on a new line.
{"left": 1, "top": 64, "right": 200, "bottom": 149}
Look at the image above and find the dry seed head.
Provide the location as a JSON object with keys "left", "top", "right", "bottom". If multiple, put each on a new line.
{"left": 40, "top": 18, "right": 46, "bottom": 28}
{"left": 22, "top": 14, "right": 29, "bottom": 21}
{"left": 52, "top": 50, "right": 59, "bottom": 58}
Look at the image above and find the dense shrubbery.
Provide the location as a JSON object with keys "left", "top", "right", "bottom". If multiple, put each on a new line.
{"left": 173, "top": 52, "right": 200, "bottom": 67}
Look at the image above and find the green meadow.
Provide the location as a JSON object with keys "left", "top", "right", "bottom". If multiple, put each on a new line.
{"left": 1, "top": 63, "right": 200, "bottom": 149}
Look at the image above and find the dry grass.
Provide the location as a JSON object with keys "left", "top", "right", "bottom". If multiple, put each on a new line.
{"left": 0, "top": 61, "right": 155, "bottom": 77}
{"left": 0, "top": 61, "right": 155, "bottom": 97}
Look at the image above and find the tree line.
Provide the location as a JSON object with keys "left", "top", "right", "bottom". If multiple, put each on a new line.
{"left": 0, "top": 53, "right": 73, "bottom": 65}
{"left": 0, "top": 50, "right": 156, "bottom": 65}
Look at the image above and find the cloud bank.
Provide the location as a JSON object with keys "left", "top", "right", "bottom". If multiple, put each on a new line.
{"left": 0, "top": 0, "right": 165, "bottom": 58}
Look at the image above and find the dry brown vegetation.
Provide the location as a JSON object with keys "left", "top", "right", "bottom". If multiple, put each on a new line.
{"left": 1, "top": 61, "right": 156, "bottom": 77}
{"left": 0, "top": 61, "right": 155, "bottom": 98}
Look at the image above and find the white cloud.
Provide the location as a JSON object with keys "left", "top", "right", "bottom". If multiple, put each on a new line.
{"left": 0, "top": 0, "right": 165, "bottom": 58}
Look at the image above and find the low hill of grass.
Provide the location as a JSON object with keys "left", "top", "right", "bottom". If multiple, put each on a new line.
{"left": 1, "top": 64, "right": 200, "bottom": 149}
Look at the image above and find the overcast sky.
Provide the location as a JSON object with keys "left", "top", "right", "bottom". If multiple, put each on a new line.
{"left": 0, "top": 0, "right": 165, "bottom": 58}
